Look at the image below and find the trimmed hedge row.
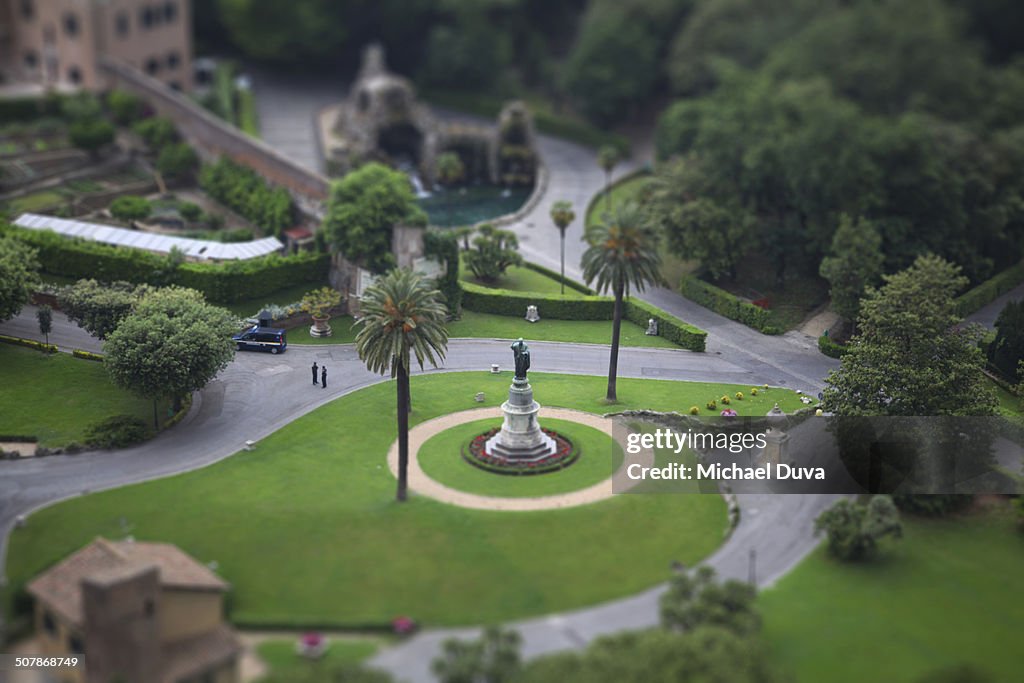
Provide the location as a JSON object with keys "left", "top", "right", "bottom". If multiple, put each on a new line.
{"left": 955, "top": 261, "right": 1024, "bottom": 317}
{"left": 520, "top": 262, "right": 594, "bottom": 295}
{"left": 1, "top": 225, "right": 329, "bottom": 304}
{"left": 460, "top": 281, "right": 707, "bottom": 352}
{"left": 73, "top": 349, "right": 104, "bottom": 362}
{"left": 680, "top": 276, "right": 780, "bottom": 335}
{"left": 0, "top": 334, "right": 58, "bottom": 354}
{"left": 818, "top": 335, "right": 849, "bottom": 359}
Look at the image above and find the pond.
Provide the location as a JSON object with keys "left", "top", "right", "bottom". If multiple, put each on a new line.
{"left": 417, "top": 185, "right": 531, "bottom": 228}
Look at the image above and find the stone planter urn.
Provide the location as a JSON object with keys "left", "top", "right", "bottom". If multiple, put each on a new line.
{"left": 310, "top": 315, "right": 333, "bottom": 338}
{"left": 301, "top": 286, "right": 343, "bottom": 339}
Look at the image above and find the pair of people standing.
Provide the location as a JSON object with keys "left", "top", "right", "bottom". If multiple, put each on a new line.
{"left": 311, "top": 361, "right": 327, "bottom": 388}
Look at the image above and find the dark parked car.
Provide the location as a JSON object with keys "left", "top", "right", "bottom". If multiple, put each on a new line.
{"left": 233, "top": 325, "right": 287, "bottom": 354}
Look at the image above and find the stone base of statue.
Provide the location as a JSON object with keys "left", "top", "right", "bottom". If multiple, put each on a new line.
{"left": 485, "top": 377, "right": 557, "bottom": 462}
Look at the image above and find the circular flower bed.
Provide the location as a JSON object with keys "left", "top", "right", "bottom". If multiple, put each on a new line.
{"left": 464, "top": 427, "right": 577, "bottom": 475}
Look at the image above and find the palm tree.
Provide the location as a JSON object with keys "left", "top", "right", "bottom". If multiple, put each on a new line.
{"left": 355, "top": 268, "right": 449, "bottom": 502}
{"left": 582, "top": 201, "right": 662, "bottom": 402}
{"left": 597, "top": 145, "right": 620, "bottom": 211}
{"left": 549, "top": 200, "right": 576, "bottom": 294}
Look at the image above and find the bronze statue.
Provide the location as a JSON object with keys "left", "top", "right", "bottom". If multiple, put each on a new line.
{"left": 511, "top": 338, "right": 530, "bottom": 380}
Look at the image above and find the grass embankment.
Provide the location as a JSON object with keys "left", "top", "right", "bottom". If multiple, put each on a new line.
{"left": 6, "top": 373, "right": 803, "bottom": 627}
{"left": 0, "top": 344, "right": 166, "bottom": 446}
{"left": 760, "top": 508, "right": 1024, "bottom": 683}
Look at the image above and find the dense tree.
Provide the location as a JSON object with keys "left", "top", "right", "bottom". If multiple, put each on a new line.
{"left": 104, "top": 287, "right": 236, "bottom": 429}
{"left": 419, "top": 8, "right": 511, "bottom": 90}
{"left": 660, "top": 565, "right": 760, "bottom": 637}
{"left": 58, "top": 280, "right": 152, "bottom": 340}
{"left": 355, "top": 269, "right": 448, "bottom": 502}
{"left": 323, "top": 162, "right": 426, "bottom": 275}
{"left": 69, "top": 117, "right": 115, "bottom": 157}
{"left": 819, "top": 215, "right": 884, "bottom": 324}
{"left": 989, "top": 300, "right": 1024, "bottom": 380}
{"left": 516, "top": 627, "right": 780, "bottom": 683}
{"left": 156, "top": 143, "right": 199, "bottom": 180}
{"left": 814, "top": 495, "right": 903, "bottom": 562}
{"left": 435, "top": 152, "right": 466, "bottom": 187}
{"left": 464, "top": 224, "right": 522, "bottom": 284}
{"left": 549, "top": 200, "right": 575, "bottom": 293}
{"left": 215, "top": 0, "right": 350, "bottom": 64}
{"left": 432, "top": 626, "right": 521, "bottom": 683}
{"left": 36, "top": 305, "right": 52, "bottom": 345}
{"left": 109, "top": 196, "right": 153, "bottom": 223}
{"left": 582, "top": 202, "right": 662, "bottom": 401}
{"left": 823, "top": 255, "right": 998, "bottom": 417}
{"left": 0, "top": 236, "right": 39, "bottom": 323}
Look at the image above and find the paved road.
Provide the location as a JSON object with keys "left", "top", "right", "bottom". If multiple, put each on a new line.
{"left": 965, "top": 282, "right": 1024, "bottom": 329}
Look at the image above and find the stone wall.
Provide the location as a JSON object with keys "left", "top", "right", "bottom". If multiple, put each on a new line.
{"left": 98, "top": 58, "right": 330, "bottom": 215}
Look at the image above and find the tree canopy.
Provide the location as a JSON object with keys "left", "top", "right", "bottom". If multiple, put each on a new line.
{"left": 815, "top": 495, "right": 903, "bottom": 562}
{"left": 0, "top": 236, "right": 39, "bottom": 323}
{"left": 323, "top": 163, "right": 427, "bottom": 275}
{"left": 59, "top": 279, "right": 153, "bottom": 340}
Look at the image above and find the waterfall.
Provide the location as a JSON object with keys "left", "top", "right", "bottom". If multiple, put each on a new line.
{"left": 397, "top": 160, "right": 432, "bottom": 199}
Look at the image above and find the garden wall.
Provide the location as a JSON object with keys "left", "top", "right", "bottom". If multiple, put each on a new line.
{"left": 98, "top": 58, "right": 330, "bottom": 213}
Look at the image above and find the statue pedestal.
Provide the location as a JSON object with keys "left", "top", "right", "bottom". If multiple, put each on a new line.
{"left": 485, "top": 377, "right": 557, "bottom": 461}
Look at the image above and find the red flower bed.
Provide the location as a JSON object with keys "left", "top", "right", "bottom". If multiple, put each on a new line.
{"left": 463, "top": 428, "right": 578, "bottom": 475}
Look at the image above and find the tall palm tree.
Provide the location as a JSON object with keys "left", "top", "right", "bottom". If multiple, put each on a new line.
{"left": 549, "top": 200, "right": 576, "bottom": 294}
{"left": 355, "top": 268, "right": 449, "bottom": 502}
{"left": 597, "top": 145, "right": 620, "bottom": 211}
{"left": 582, "top": 201, "right": 662, "bottom": 402}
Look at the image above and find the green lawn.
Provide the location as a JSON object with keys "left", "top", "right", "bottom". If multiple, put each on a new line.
{"left": 0, "top": 345, "right": 166, "bottom": 446}
{"left": 6, "top": 373, "right": 804, "bottom": 628}
{"left": 256, "top": 638, "right": 381, "bottom": 682}
{"left": 8, "top": 190, "right": 65, "bottom": 214}
{"left": 460, "top": 260, "right": 586, "bottom": 299}
{"left": 760, "top": 508, "right": 1024, "bottom": 683}
{"left": 418, "top": 418, "right": 623, "bottom": 498}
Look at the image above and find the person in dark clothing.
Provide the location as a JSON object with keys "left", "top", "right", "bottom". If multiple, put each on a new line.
{"left": 312, "top": 361, "right": 319, "bottom": 386}
{"left": 321, "top": 365, "right": 327, "bottom": 389}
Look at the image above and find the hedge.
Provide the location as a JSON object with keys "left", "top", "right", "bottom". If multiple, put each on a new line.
{"left": 460, "top": 281, "right": 707, "bottom": 352}
{"left": 818, "top": 335, "right": 849, "bottom": 359}
{"left": 680, "top": 276, "right": 780, "bottom": 335}
{"left": 0, "top": 95, "right": 64, "bottom": 122}
{"left": 521, "top": 262, "right": 594, "bottom": 295}
{"left": 954, "top": 261, "right": 1024, "bottom": 317}
{"left": 1, "top": 225, "right": 329, "bottom": 303}
{"left": 0, "top": 334, "right": 57, "bottom": 354}
{"left": 73, "top": 349, "right": 104, "bottom": 362}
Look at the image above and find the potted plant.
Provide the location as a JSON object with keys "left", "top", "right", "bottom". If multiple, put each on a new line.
{"left": 301, "top": 286, "right": 343, "bottom": 338}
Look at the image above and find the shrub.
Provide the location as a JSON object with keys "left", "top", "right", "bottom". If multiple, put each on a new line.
{"left": 200, "top": 157, "right": 294, "bottom": 236}
{"left": 464, "top": 224, "right": 522, "bottom": 283}
{"left": 751, "top": 388, "right": 758, "bottom": 396}
{"left": 892, "top": 494, "right": 973, "bottom": 516}
{"left": 72, "top": 349, "right": 104, "bottom": 362}
{"left": 680, "top": 276, "right": 778, "bottom": 334}
{"left": 109, "top": 195, "right": 152, "bottom": 223}
{"left": 133, "top": 117, "right": 178, "bottom": 149}
{"left": 720, "top": 395, "right": 731, "bottom": 405}
{"left": 156, "top": 143, "right": 198, "bottom": 179}
{"left": 69, "top": 117, "right": 115, "bottom": 155}
{"left": 955, "top": 261, "right": 1024, "bottom": 317}
{"left": 689, "top": 406, "right": 700, "bottom": 415}
{"left": 818, "top": 334, "right": 849, "bottom": 359}
{"left": 424, "top": 230, "right": 462, "bottom": 317}
{"left": 106, "top": 90, "right": 143, "bottom": 125}
{"left": 706, "top": 400, "right": 717, "bottom": 411}
{"left": 623, "top": 297, "right": 707, "bottom": 352}
{"left": 0, "top": 334, "right": 57, "bottom": 353}
{"left": 300, "top": 286, "right": 342, "bottom": 318}
{"left": 0, "top": 224, "right": 329, "bottom": 303}
{"left": 735, "top": 392, "right": 744, "bottom": 400}
{"left": 815, "top": 496, "right": 903, "bottom": 562}
{"left": 84, "top": 415, "right": 153, "bottom": 449}
{"left": 179, "top": 202, "right": 202, "bottom": 222}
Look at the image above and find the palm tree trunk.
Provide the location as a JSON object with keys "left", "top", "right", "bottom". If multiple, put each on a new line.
{"left": 559, "top": 231, "right": 565, "bottom": 295}
{"left": 396, "top": 362, "right": 410, "bottom": 502}
{"left": 606, "top": 280, "right": 624, "bottom": 402}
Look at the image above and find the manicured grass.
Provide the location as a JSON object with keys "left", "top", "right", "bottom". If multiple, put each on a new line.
{"left": 760, "top": 508, "right": 1024, "bottom": 683}
{"left": 418, "top": 418, "right": 623, "bottom": 498}
{"left": 5, "top": 373, "right": 803, "bottom": 628}
{"left": 257, "top": 638, "right": 381, "bottom": 681}
{"left": 460, "top": 260, "right": 586, "bottom": 299}
{"left": 447, "top": 310, "right": 678, "bottom": 348}
{"left": 989, "top": 377, "right": 1021, "bottom": 418}
{"left": 8, "top": 190, "right": 64, "bottom": 214}
{"left": 0, "top": 345, "right": 166, "bottom": 446}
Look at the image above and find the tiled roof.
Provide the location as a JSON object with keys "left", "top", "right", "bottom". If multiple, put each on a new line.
{"left": 161, "top": 623, "right": 241, "bottom": 683}
{"left": 27, "top": 538, "right": 228, "bottom": 627}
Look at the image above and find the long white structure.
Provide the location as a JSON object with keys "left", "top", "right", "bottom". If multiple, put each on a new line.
{"left": 13, "top": 213, "right": 284, "bottom": 261}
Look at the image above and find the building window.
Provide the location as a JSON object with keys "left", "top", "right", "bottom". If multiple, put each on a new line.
{"left": 24, "top": 51, "right": 38, "bottom": 69}
{"left": 169, "top": 81, "right": 182, "bottom": 91}
{"left": 68, "top": 634, "right": 84, "bottom": 654}
{"left": 20, "top": 0, "right": 34, "bottom": 21}
{"left": 116, "top": 11, "right": 130, "bottom": 37}
{"left": 140, "top": 6, "right": 155, "bottom": 29}
{"left": 143, "top": 599, "right": 155, "bottom": 617}
{"left": 42, "top": 610, "right": 56, "bottom": 636}
{"left": 63, "top": 12, "right": 79, "bottom": 37}
{"left": 167, "top": 51, "right": 180, "bottom": 70}
{"left": 144, "top": 58, "right": 160, "bottom": 76}
{"left": 163, "top": 2, "right": 178, "bottom": 23}
{"left": 68, "top": 66, "right": 82, "bottom": 84}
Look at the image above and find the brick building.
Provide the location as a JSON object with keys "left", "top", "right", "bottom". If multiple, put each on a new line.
{"left": 0, "top": 0, "right": 192, "bottom": 92}
{"left": 27, "top": 537, "right": 240, "bottom": 683}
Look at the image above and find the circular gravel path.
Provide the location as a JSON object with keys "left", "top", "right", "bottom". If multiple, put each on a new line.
{"left": 386, "top": 407, "right": 654, "bottom": 511}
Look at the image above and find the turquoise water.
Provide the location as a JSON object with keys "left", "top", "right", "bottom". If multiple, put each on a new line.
{"left": 418, "top": 185, "right": 531, "bottom": 227}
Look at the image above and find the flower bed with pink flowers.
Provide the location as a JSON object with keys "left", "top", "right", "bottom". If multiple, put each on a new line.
{"left": 463, "top": 427, "right": 578, "bottom": 475}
